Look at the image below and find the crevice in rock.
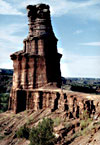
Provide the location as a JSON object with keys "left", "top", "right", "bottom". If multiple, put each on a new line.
{"left": 39, "top": 91, "right": 43, "bottom": 109}
{"left": 52, "top": 92, "right": 60, "bottom": 112}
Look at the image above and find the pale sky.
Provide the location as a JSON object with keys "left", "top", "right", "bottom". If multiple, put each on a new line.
{"left": 0, "top": 0, "right": 100, "bottom": 78}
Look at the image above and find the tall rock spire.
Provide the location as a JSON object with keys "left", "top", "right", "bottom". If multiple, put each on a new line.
{"left": 9, "top": 4, "right": 62, "bottom": 113}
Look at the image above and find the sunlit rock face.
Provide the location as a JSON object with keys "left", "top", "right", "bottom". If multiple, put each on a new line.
{"left": 9, "top": 4, "right": 62, "bottom": 113}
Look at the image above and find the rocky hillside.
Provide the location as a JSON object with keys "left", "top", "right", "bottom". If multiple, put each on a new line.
{"left": 0, "top": 74, "right": 12, "bottom": 93}
{"left": 0, "top": 91, "right": 100, "bottom": 145}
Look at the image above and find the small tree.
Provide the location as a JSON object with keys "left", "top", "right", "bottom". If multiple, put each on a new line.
{"left": 29, "top": 118, "right": 55, "bottom": 145}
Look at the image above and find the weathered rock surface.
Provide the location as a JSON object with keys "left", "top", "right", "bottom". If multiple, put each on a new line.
{"left": 9, "top": 4, "right": 62, "bottom": 113}
{"left": 1, "top": 91, "right": 100, "bottom": 145}
{"left": 10, "top": 3, "right": 61, "bottom": 90}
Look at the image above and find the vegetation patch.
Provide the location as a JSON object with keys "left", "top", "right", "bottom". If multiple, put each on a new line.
{"left": 29, "top": 118, "right": 55, "bottom": 145}
{"left": 65, "top": 110, "right": 93, "bottom": 144}
{"left": 62, "top": 77, "right": 100, "bottom": 94}
{"left": 53, "top": 117, "right": 61, "bottom": 127}
{"left": 0, "top": 71, "right": 12, "bottom": 113}
{"left": 80, "top": 110, "right": 92, "bottom": 130}
{"left": 16, "top": 118, "right": 55, "bottom": 145}
{"left": 16, "top": 125, "right": 30, "bottom": 139}
{"left": 0, "top": 93, "right": 9, "bottom": 113}
{"left": 80, "top": 118, "right": 92, "bottom": 130}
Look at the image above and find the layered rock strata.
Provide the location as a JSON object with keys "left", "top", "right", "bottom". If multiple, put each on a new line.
{"left": 9, "top": 87, "right": 96, "bottom": 116}
{"left": 11, "top": 4, "right": 62, "bottom": 89}
{"left": 9, "top": 4, "right": 62, "bottom": 113}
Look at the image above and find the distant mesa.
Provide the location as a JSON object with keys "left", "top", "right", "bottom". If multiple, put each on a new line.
{"left": 0, "top": 68, "right": 13, "bottom": 75}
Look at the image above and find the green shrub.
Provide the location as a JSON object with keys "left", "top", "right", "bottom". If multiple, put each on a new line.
{"left": 80, "top": 110, "right": 90, "bottom": 121}
{"left": 16, "top": 125, "right": 30, "bottom": 139}
{"left": 29, "top": 118, "right": 55, "bottom": 145}
{"left": 0, "top": 93, "right": 9, "bottom": 113}
{"left": 53, "top": 117, "right": 61, "bottom": 127}
{"left": 80, "top": 120, "right": 87, "bottom": 129}
{"left": 0, "top": 93, "right": 9, "bottom": 103}
{"left": 80, "top": 118, "right": 92, "bottom": 130}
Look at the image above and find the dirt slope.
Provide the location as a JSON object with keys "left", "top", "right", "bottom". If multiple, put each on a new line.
{"left": 0, "top": 91, "right": 100, "bottom": 145}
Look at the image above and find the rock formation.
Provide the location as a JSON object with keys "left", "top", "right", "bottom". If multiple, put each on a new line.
{"left": 1, "top": 91, "right": 100, "bottom": 145}
{"left": 2, "top": 4, "right": 100, "bottom": 145}
{"left": 9, "top": 4, "right": 62, "bottom": 113}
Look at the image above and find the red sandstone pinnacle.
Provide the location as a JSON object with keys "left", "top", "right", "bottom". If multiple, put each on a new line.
{"left": 9, "top": 4, "right": 62, "bottom": 113}
{"left": 10, "top": 3, "right": 62, "bottom": 89}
